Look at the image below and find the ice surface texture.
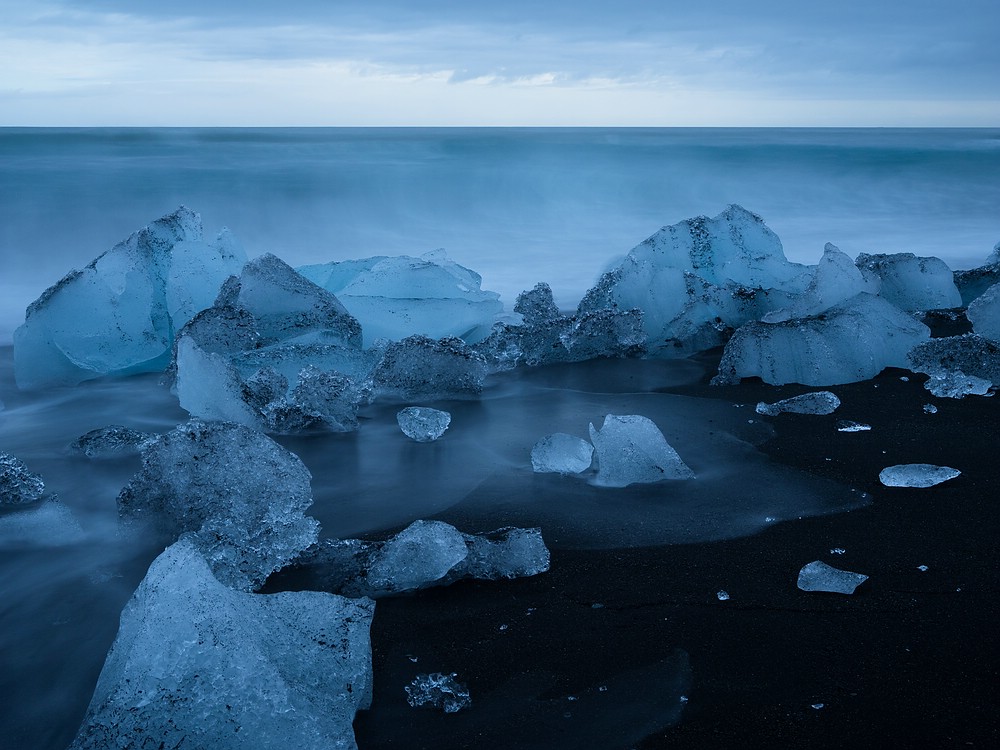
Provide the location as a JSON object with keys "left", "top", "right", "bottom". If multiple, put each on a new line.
{"left": 70, "top": 538, "right": 374, "bottom": 750}
{"left": 588, "top": 414, "right": 694, "bottom": 487}
{"left": 855, "top": 252, "right": 962, "bottom": 311}
{"left": 531, "top": 433, "right": 595, "bottom": 474}
{"left": 372, "top": 335, "right": 487, "bottom": 400}
{"left": 288, "top": 520, "right": 550, "bottom": 598}
{"left": 298, "top": 250, "right": 503, "bottom": 346}
{"left": 118, "top": 419, "right": 320, "bottom": 591}
{"left": 0, "top": 451, "right": 45, "bottom": 505}
{"left": 713, "top": 293, "right": 930, "bottom": 386}
{"left": 71, "top": 425, "right": 154, "bottom": 458}
{"left": 15, "top": 207, "right": 246, "bottom": 389}
{"left": 755, "top": 391, "right": 841, "bottom": 416}
{"left": 397, "top": 406, "right": 451, "bottom": 442}
{"left": 907, "top": 334, "right": 1000, "bottom": 387}
{"left": 797, "top": 561, "right": 868, "bottom": 594}
{"left": 879, "top": 464, "right": 961, "bottom": 488}
{"left": 966, "top": 282, "right": 1000, "bottom": 342}
{"left": 405, "top": 673, "right": 471, "bottom": 713}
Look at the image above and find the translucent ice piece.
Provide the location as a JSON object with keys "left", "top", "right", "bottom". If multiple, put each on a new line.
{"left": 755, "top": 391, "right": 841, "bottom": 416}
{"left": 797, "top": 560, "right": 868, "bottom": 594}
{"left": 397, "top": 406, "right": 451, "bottom": 442}
{"left": 69, "top": 538, "right": 374, "bottom": 750}
{"left": 855, "top": 252, "right": 962, "bottom": 311}
{"left": 365, "top": 520, "right": 469, "bottom": 593}
{"left": 0, "top": 451, "right": 45, "bottom": 505}
{"left": 966, "top": 281, "right": 1000, "bottom": 342}
{"left": 836, "top": 420, "right": 871, "bottom": 432}
{"left": 588, "top": 414, "right": 694, "bottom": 487}
{"left": 922, "top": 370, "right": 992, "bottom": 399}
{"left": 405, "top": 672, "right": 471, "bottom": 713}
{"left": 71, "top": 425, "right": 155, "bottom": 459}
{"left": 879, "top": 464, "right": 961, "bottom": 488}
{"left": 531, "top": 433, "right": 594, "bottom": 474}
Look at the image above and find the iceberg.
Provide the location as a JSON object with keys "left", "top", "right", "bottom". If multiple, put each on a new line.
{"left": 966, "top": 282, "right": 1000, "bottom": 342}
{"left": 755, "top": 391, "right": 841, "bottom": 416}
{"left": 117, "top": 420, "right": 320, "bottom": 591}
{"left": 713, "top": 293, "right": 930, "bottom": 386}
{"left": 70, "top": 538, "right": 374, "bottom": 750}
{"left": 71, "top": 425, "right": 155, "bottom": 458}
{"left": 298, "top": 250, "right": 502, "bottom": 346}
{"left": 372, "top": 335, "right": 487, "bottom": 400}
{"left": 588, "top": 414, "right": 694, "bottom": 487}
{"left": 797, "top": 561, "right": 868, "bottom": 594}
{"left": 531, "top": 433, "right": 594, "bottom": 474}
{"left": 396, "top": 406, "right": 451, "bottom": 442}
{"left": 879, "top": 464, "right": 961, "bottom": 488}
{"left": 0, "top": 452, "right": 45, "bottom": 505}
{"left": 405, "top": 673, "right": 471, "bottom": 713}
{"left": 855, "top": 252, "right": 962, "bottom": 311}
{"left": 14, "top": 207, "right": 246, "bottom": 389}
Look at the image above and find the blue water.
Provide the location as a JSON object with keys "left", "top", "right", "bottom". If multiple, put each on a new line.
{"left": 2, "top": 127, "right": 999, "bottom": 342}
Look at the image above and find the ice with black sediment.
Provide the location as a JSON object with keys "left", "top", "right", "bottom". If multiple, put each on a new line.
{"left": 755, "top": 391, "right": 841, "bottom": 416}
{"left": 588, "top": 414, "right": 694, "bottom": 487}
{"left": 117, "top": 419, "right": 320, "bottom": 591}
{"left": 69, "top": 538, "right": 374, "bottom": 750}
{"left": 14, "top": 207, "right": 246, "bottom": 389}
{"left": 906, "top": 333, "right": 1000, "bottom": 389}
{"left": 396, "top": 406, "right": 451, "bottom": 442}
{"left": 71, "top": 425, "right": 155, "bottom": 458}
{"left": 405, "top": 673, "right": 471, "bottom": 713}
{"left": 855, "top": 252, "right": 962, "bottom": 312}
{"left": 0, "top": 451, "right": 45, "bottom": 505}
{"left": 372, "top": 335, "right": 488, "bottom": 400}
{"left": 922, "top": 370, "right": 992, "bottom": 399}
{"left": 879, "top": 464, "right": 961, "bottom": 488}
{"left": 531, "top": 433, "right": 595, "bottom": 474}
{"left": 797, "top": 560, "right": 868, "bottom": 594}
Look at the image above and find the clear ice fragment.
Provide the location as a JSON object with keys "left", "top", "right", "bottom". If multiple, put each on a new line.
{"left": 756, "top": 391, "right": 841, "bottom": 416}
{"left": 878, "top": 464, "right": 961, "bottom": 488}
{"left": 405, "top": 673, "right": 471, "bottom": 713}
{"left": 836, "top": 420, "right": 871, "bottom": 432}
{"left": 797, "top": 560, "right": 868, "bottom": 594}
{"left": 922, "top": 370, "right": 992, "bottom": 399}
{"left": 531, "top": 433, "right": 595, "bottom": 474}
{"left": 588, "top": 414, "right": 694, "bottom": 487}
{"left": 397, "top": 406, "right": 452, "bottom": 442}
{"left": 71, "top": 425, "right": 155, "bottom": 459}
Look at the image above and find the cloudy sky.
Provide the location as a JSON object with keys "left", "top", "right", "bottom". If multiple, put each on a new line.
{"left": 2, "top": 0, "right": 997, "bottom": 126}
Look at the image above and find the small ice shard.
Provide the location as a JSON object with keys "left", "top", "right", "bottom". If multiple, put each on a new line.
{"left": 907, "top": 333, "right": 1000, "bottom": 387}
{"left": 713, "top": 293, "right": 930, "bottom": 386}
{"left": 755, "top": 391, "right": 841, "bottom": 416}
{"left": 716, "top": 590, "right": 730, "bottom": 601}
{"left": 879, "top": 464, "right": 961, "bottom": 488}
{"left": 923, "top": 403, "right": 939, "bottom": 414}
{"left": 531, "top": 433, "right": 594, "bottom": 474}
{"left": 372, "top": 335, "right": 487, "bottom": 400}
{"left": 922, "top": 370, "right": 992, "bottom": 399}
{"left": 836, "top": 420, "right": 871, "bottom": 432}
{"left": 15, "top": 207, "right": 246, "bottom": 389}
{"left": 0, "top": 501, "right": 85, "bottom": 548}
{"left": 298, "top": 250, "right": 503, "bottom": 346}
{"left": 71, "top": 425, "right": 155, "bottom": 458}
{"left": 117, "top": 419, "right": 319, "bottom": 591}
{"left": 588, "top": 414, "right": 694, "bottom": 487}
{"left": 917, "top": 565, "right": 929, "bottom": 572}
{"left": 397, "top": 406, "right": 451, "bottom": 442}
{"left": 965, "top": 282, "right": 1000, "bottom": 342}
{"left": 405, "top": 673, "right": 471, "bottom": 713}
{"left": 797, "top": 560, "right": 868, "bottom": 594}
{"left": 855, "top": 252, "right": 962, "bottom": 311}
{"left": 0, "top": 452, "right": 45, "bottom": 505}
{"left": 69, "top": 538, "right": 374, "bottom": 750}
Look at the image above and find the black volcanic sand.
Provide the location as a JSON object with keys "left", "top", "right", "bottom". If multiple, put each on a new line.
{"left": 348, "top": 360, "right": 999, "bottom": 749}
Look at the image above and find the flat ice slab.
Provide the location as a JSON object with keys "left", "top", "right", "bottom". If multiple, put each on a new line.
{"left": 756, "top": 391, "right": 841, "bottom": 416}
{"left": 879, "top": 464, "right": 961, "bottom": 488}
{"left": 797, "top": 560, "right": 868, "bottom": 594}
{"left": 588, "top": 414, "right": 694, "bottom": 487}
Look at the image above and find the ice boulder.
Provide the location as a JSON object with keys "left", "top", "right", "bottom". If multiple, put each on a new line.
{"left": 372, "top": 335, "right": 488, "bottom": 400}
{"left": 397, "top": 406, "right": 451, "bottom": 442}
{"left": 14, "top": 207, "right": 246, "bottom": 389}
{"left": 713, "top": 293, "right": 930, "bottom": 386}
{"left": 531, "top": 433, "right": 594, "bottom": 474}
{"left": 117, "top": 420, "right": 320, "bottom": 591}
{"left": 0, "top": 452, "right": 45, "bottom": 505}
{"left": 879, "top": 464, "right": 961, "bottom": 488}
{"left": 71, "top": 425, "right": 155, "bottom": 458}
{"left": 907, "top": 334, "right": 1000, "bottom": 387}
{"left": 797, "top": 561, "right": 868, "bottom": 594}
{"left": 298, "top": 250, "right": 502, "bottom": 346}
{"left": 70, "top": 538, "right": 374, "bottom": 750}
{"left": 406, "top": 673, "right": 471, "bottom": 713}
{"left": 755, "top": 391, "right": 841, "bottom": 416}
{"left": 855, "top": 252, "right": 962, "bottom": 311}
{"left": 966, "top": 282, "right": 1000, "bottom": 342}
{"left": 588, "top": 414, "right": 694, "bottom": 487}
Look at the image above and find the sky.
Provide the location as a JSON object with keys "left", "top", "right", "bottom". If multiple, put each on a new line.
{"left": 1, "top": 0, "right": 998, "bottom": 126}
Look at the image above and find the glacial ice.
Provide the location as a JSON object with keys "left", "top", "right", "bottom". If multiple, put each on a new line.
{"left": 405, "top": 673, "right": 471, "bottom": 713}
{"left": 588, "top": 414, "right": 694, "bottom": 487}
{"left": 531, "top": 433, "right": 595, "bottom": 474}
{"left": 397, "top": 406, "right": 451, "bottom": 442}
{"left": 755, "top": 391, "right": 841, "bottom": 416}
{"left": 855, "top": 252, "right": 962, "bottom": 311}
{"left": 117, "top": 420, "right": 320, "bottom": 591}
{"left": 514, "top": 282, "right": 562, "bottom": 325}
{"left": 797, "top": 561, "right": 868, "bottom": 594}
{"left": 70, "top": 538, "right": 374, "bottom": 750}
{"left": 298, "top": 250, "right": 503, "bottom": 346}
{"left": 0, "top": 452, "right": 45, "bottom": 505}
{"left": 14, "top": 207, "right": 246, "bottom": 389}
{"left": 372, "top": 335, "right": 488, "bottom": 400}
{"left": 713, "top": 293, "right": 930, "bottom": 386}
{"left": 922, "top": 371, "right": 992, "bottom": 399}
{"left": 966, "top": 282, "right": 1000, "bottom": 342}
{"left": 285, "top": 521, "right": 550, "bottom": 598}
{"left": 71, "top": 425, "right": 155, "bottom": 459}
{"left": 907, "top": 334, "right": 1000, "bottom": 387}
{"left": 879, "top": 464, "right": 961, "bottom": 488}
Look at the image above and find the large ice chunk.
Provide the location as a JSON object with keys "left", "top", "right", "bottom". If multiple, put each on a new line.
{"left": 797, "top": 561, "right": 868, "bottom": 594}
{"left": 14, "top": 207, "right": 246, "bottom": 389}
{"left": 879, "top": 464, "right": 961, "bottom": 488}
{"left": 855, "top": 252, "right": 962, "bottom": 311}
{"left": 298, "top": 250, "right": 502, "bottom": 346}
{"left": 372, "top": 335, "right": 487, "bottom": 400}
{"left": 117, "top": 420, "right": 320, "bottom": 591}
{"left": 713, "top": 293, "right": 930, "bottom": 386}
{"left": 531, "top": 433, "right": 594, "bottom": 474}
{"left": 0, "top": 452, "right": 45, "bottom": 505}
{"left": 907, "top": 333, "right": 1000, "bottom": 386}
{"left": 70, "top": 538, "right": 374, "bottom": 750}
{"left": 966, "top": 282, "right": 1000, "bottom": 342}
{"left": 397, "top": 406, "right": 451, "bottom": 442}
{"left": 588, "top": 414, "right": 694, "bottom": 487}
{"left": 755, "top": 391, "right": 841, "bottom": 416}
